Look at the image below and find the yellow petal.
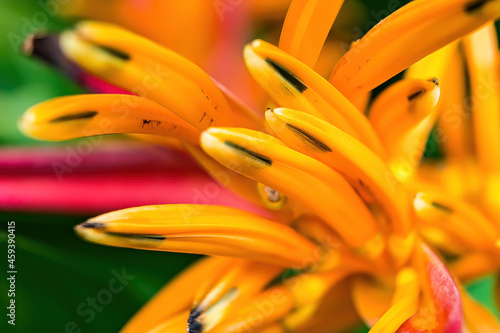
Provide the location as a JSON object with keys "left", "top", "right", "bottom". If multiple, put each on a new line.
{"left": 210, "top": 287, "right": 295, "bottom": 333}
{"left": 184, "top": 143, "right": 296, "bottom": 221}
{"left": 19, "top": 94, "right": 199, "bottom": 144}
{"left": 145, "top": 311, "right": 190, "bottom": 333}
{"left": 200, "top": 127, "right": 380, "bottom": 251}
{"left": 406, "top": 42, "right": 475, "bottom": 160}
{"left": 449, "top": 252, "right": 498, "bottom": 282}
{"left": 244, "top": 39, "right": 385, "bottom": 157}
{"left": 483, "top": 173, "right": 500, "bottom": 226}
{"left": 369, "top": 79, "right": 441, "bottom": 181}
{"left": 368, "top": 268, "right": 419, "bottom": 333}
{"left": 121, "top": 257, "right": 230, "bottom": 333}
{"left": 352, "top": 277, "right": 393, "bottom": 327}
{"left": 289, "top": 279, "right": 361, "bottom": 332}
{"left": 59, "top": 22, "right": 234, "bottom": 131}
{"left": 292, "top": 216, "right": 378, "bottom": 273}
{"left": 330, "top": 0, "right": 500, "bottom": 97}
{"left": 460, "top": 287, "right": 500, "bottom": 333}
{"left": 189, "top": 261, "right": 282, "bottom": 332}
{"left": 282, "top": 268, "right": 360, "bottom": 330}
{"left": 463, "top": 24, "right": 500, "bottom": 174}
{"left": 75, "top": 205, "right": 318, "bottom": 267}
{"left": 279, "top": 0, "right": 345, "bottom": 68}
{"left": 254, "top": 324, "right": 285, "bottom": 333}
{"left": 266, "top": 107, "right": 411, "bottom": 237}
{"left": 414, "top": 192, "right": 500, "bottom": 251}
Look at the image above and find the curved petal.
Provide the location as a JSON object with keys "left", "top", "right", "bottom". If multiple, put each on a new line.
{"left": 330, "top": 0, "right": 500, "bottom": 97}
{"left": 200, "top": 127, "right": 381, "bottom": 251}
{"left": 397, "top": 244, "right": 462, "bottom": 333}
{"left": 75, "top": 205, "right": 318, "bottom": 267}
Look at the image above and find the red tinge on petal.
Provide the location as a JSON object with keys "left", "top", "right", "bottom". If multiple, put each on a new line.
{"left": 398, "top": 245, "right": 462, "bottom": 333}
{"left": 78, "top": 72, "right": 131, "bottom": 94}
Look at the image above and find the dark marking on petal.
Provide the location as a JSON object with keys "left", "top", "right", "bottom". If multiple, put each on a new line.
{"left": 80, "top": 222, "right": 105, "bottom": 229}
{"left": 465, "top": 0, "right": 489, "bottom": 13}
{"left": 224, "top": 141, "right": 272, "bottom": 166}
{"left": 199, "top": 112, "right": 207, "bottom": 123}
{"left": 187, "top": 306, "right": 203, "bottom": 333}
{"left": 106, "top": 232, "right": 166, "bottom": 241}
{"left": 95, "top": 45, "right": 131, "bottom": 61}
{"left": 50, "top": 111, "right": 98, "bottom": 123}
{"left": 431, "top": 201, "right": 454, "bottom": 214}
{"left": 188, "top": 320, "right": 203, "bottom": 333}
{"left": 408, "top": 90, "right": 426, "bottom": 102}
{"left": 265, "top": 58, "right": 308, "bottom": 93}
{"left": 188, "top": 307, "right": 203, "bottom": 325}
{"left": 286, "top": 123, "right": 332, "bottom": 152}
{"left": 428, "top": 78, "right": 440, "bottom": 86}
{"left": 141, "top": 119, "right": 162, "bottom": 128}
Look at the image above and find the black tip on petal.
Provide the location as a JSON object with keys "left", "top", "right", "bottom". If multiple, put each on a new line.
{"left": 428, "top": 77, "right": 440, "bottom": 86}
{"left": 80, "top": 222, "right": 105, "bottom": 229}
{"left": 23, "top": 33, "right": 81, "bottom": 79}
{"left": 188, "top": 320, "right": 203, "bottom": 333}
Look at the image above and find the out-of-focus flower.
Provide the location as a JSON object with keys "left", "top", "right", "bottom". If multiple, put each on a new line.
{"left": 404, "top": 23, "right": 500, "bottom": 320}
{"left": 17, "top": 0, "right": 500, "bottom": 332}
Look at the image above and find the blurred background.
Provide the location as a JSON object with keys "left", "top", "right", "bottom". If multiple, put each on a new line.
{"left": 0, "top": 0, "right": 498, "bottom": 332}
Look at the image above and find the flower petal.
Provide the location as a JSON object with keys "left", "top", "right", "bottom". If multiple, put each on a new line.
{"left": 449, "top": 252, "right": 498, "bottom": 282}
{"left": 121, "top": 256, "right": 231, "bottom": 333}
{"left": 243, "top": 39, "right": 385, "bottom": 157}
{"left": 279, "top": 0, "right": 345, "bottom": 68}
{"left": 266, "top": 108, "right": 411, "bottom": 237}
{"left": 330, "top": 0, "right": 500, "bottom": 97}
{"left": 189, "top": 261, "right": 282, "bottom": 332}
{"left": 200, "top": 127, "right": 381, "bottom": 251}
{"left": 463, "top": 24, "right": 500, "bottom": 175}
{"left": 24, "top": 34, "right": 130, "bottom": 94}
{"left": 184, "top": 144, "right": 295, "bottom": 221}
{"left": 369, "top": 268, "right": 420, "bottom": 333}
{"left": 460, "top": 284, "right": 500, "bottom": 333}
{"left": 397, "top": 244, "right": 462, "bottom": 333}
{"left": 75, "top": 205, "right": 318, "bottom": 267}
{"left": 210, "top": 287, "right": 294, "bottom": 333}
{"left": 58, "top": 22, "right": 235, "bottom": 130}
{"left": 369, "top": 79, "right": 441, "bottom": 181}
{"left": 406, "top": 42, "right": 474, "bottom": 161}
{"left": 414, "top": 191, "right": 500, "bottom": 253}
{"left": 19, "top": 94, "right": 199, "bottom": 144}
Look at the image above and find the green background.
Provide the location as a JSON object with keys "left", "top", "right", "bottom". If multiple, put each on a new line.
{"left": 0, "top": 0, "right": 497, "bottom": 332}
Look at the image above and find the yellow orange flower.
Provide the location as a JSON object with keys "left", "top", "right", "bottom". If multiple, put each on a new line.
{"left": 19, "top": 0, "right": 500, "bottom": 332}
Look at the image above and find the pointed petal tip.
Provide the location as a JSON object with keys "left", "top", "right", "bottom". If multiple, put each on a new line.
{"left": 428, "top": 77, "right": 440, "bottom": 86}
{"left": 23, "top": 33, "right": 37, "bottom": 56}
{"left": 22, "top": 33, "right": 54, "bottom": 56}
{"left": 248, "top": 39, "right": 264, "bottom": 49}
{"left": 23, "top": 33, "right": 59, "bottom": 61}
{"left": 79, "top": 221, "right": 105, "bottom": 229}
